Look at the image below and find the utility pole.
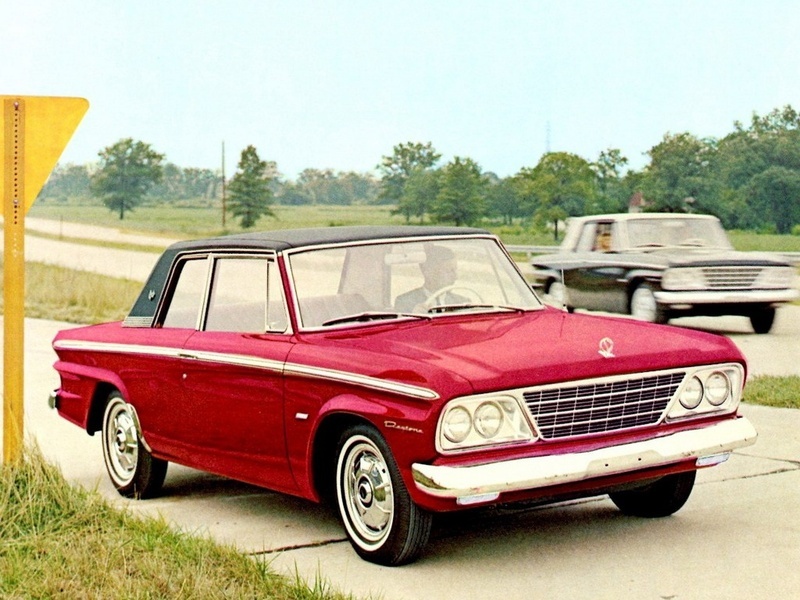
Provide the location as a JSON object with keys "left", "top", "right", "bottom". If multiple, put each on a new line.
{"left": 221, "top": 141, "right": 227, "bottom": 228}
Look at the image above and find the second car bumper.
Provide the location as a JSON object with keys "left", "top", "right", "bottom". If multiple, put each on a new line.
{"left": 654, "top": 288, "right": 799, "bottom": 306}
{"left": 411, "top": 417, "right": 757, "bottom": 503}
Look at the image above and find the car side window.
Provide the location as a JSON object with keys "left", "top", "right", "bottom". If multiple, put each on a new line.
{"left": 575, "top": 223, "right": 598, "bottom": 252}
{"left": 161, "top": 258, "right": 209, "bottom": 328}
{"left": 205, "top": 257, "right": 288, "bottom": 333}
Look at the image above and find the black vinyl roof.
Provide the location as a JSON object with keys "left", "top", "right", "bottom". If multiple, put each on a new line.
{"left": 126, "top": 225, "right": 491, "bottom": 325}
{"left": 166, "top": 225, "right": 489, "bottom": 253}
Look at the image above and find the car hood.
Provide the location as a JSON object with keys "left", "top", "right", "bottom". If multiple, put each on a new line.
{"left": 640, "top": 247, "right": 789, "bottom": 267}
{"left": 299, "top": 307, "right": 745, "bottom": 398}
{"left": 534, "top": 248, "right": 788, "bottom": 271}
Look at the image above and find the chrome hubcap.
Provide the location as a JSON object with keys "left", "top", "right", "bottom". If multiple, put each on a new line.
{"left": 339, "top": 437, "right": 394, "bottom": 547}
{"left": 105, "top": 401, "right": 138, "bottom": 483}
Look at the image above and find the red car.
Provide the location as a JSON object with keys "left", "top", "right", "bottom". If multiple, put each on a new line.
{"left": 50, "top": 226, "right": 757, "bottom": 565}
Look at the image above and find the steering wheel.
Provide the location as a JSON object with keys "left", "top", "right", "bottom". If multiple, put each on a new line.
{"left": 424, "top": 285, "right": 484, "bottom": 309}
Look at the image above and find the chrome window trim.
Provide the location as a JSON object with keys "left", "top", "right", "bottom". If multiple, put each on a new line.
{"left": 157, "top": 250, "right": 292, "bottom": 335}
{"left": 53, "top": 340, "right": 438, "bottom": 401}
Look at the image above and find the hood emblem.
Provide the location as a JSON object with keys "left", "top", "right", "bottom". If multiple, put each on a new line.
{"left": 598, "top": 337, "right": 615, "bottom": 358}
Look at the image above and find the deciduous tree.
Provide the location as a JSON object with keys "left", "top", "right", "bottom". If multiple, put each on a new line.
{"left": 91, "top": 138, "right": 164, "bottom": 219}
{"left": 431, "top": 157, "right": 486, "bottom": 226}
{"left": 378, "top": 142, "right": 441, "bottom": 205}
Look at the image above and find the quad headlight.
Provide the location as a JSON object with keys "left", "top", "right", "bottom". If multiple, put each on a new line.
{"left": 661, "top": 267, "right": 705, "bottom": 290}
{"left": 754, "top": 266, "right": 795, "bottom": 289}
{"left": 438, "top": 395, "right": 535, "bottom": 452}
{"left": 669, "top": 364, "right": 743, "bottom": 421}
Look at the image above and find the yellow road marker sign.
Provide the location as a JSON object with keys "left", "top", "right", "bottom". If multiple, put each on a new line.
{"left": 3, "top": 96, "right": 89, "bottom": 463}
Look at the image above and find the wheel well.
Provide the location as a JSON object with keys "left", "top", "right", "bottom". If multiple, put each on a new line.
{"left": 86, "top": 382, "right": 118, "bottom": 434}
{"left": 312, "top": 413, "right": 374, "bottom": 506}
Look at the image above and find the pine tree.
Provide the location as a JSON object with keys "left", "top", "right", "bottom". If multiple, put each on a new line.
{"left": 227, "top": 145, "right": 275, "bottom": 229}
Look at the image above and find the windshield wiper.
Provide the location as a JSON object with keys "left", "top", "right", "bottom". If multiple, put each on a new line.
{"left": 321, "top": 311, "right": 428, "bottom": 327}
{"left": 426, "top": 303, "right": 525, "bottom": 315}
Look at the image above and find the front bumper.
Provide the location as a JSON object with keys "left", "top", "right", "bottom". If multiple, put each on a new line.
{"left": 412, "top": 417, "right": 757, "bottom": 502}
{"left": 654, "top": 288, "right": 799, "bottom": 306}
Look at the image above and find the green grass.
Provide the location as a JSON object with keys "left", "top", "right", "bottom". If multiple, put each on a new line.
{"left": 29, "top": 202, "right": 800, "bottom": 250}
{"left": 727, "top": 230, "right": 800, "bottom": 252}
{"left": 0, "top": 447, "right": 354, "bottom": 600}
{"left": 0, "top": 258, "right": 142, "bottom": 324}
{"left": 743, "top": 375, "right": 800, "bottom": 409}
{"left": 28, "top": 203, "right": 410, "bottom": 239}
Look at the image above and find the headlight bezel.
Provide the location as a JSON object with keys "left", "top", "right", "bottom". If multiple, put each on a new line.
{"left": 437, "top": 395, "right": 535, "bottom": 453}
{"left": 754, "top": 266, "right": 795, "bottom": 289}
{"left": 668, "top": 364, "right": 744, "bottom": 421}
{"left": 661, "top": 267, "right": 705, "bottom": 291}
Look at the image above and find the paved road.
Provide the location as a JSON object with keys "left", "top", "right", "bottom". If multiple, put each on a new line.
{"left": 3, "top": 311, "right": 798, "bottom": 600}
{"left": 2, "top": 222, "right": 800, "bottom": 599}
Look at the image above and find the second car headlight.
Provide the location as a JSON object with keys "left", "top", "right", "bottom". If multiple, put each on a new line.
{"left": 661, "top": 267, "right": 705, "bottom": 290}
{"left": 438, "top": 395, "right": 535, "bottom": 452}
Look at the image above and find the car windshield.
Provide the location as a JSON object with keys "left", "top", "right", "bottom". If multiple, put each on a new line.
{"left": 626, "top": 218, "right": 733, "bottom": 250}
{"left": 288, "top": 237, "right": 542, "bottom": 328}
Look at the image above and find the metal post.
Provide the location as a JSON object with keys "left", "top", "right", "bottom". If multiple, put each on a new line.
{"left": 3, "top": 98, "right": 25, "bottom": 464}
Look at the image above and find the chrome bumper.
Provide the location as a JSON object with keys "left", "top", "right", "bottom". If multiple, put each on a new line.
{"left": 655, "top": 288, "right": 799, "bottom": 306}
{"left": 412, "top": 418, "right": 757, "bottom": 502}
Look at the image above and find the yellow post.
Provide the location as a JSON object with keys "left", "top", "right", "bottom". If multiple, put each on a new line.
{"left": 3, "top": 98, "right": 25, "bottom": 463}
{"left": 1, "top": 95, "right": 88, "bottom": 464}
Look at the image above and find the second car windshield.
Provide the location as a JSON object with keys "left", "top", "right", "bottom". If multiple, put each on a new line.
{"left": 288, "top": 237, "right": 542, "bottom": 327}
{"left": 626, "top": 218, "right": 733, "bottom": 249}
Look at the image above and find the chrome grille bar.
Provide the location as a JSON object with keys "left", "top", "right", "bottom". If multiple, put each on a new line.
{"left": 701, "top": 266, "right": 762, "bottom": 289}
{"left": 522, "top": 371, "right": 685, "bottom": 439}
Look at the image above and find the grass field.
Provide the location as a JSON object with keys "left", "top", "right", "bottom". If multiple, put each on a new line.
{"left": 27, "top": 202, "right": 567, "bottom": 246}
{"left": 29, "top": 201, "right": 800, "bottom": 250}
{"left": 0, "top": 447, "right": 352, "bottom": 600}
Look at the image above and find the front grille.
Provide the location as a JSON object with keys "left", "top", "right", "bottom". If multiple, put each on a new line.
{"left": 701, "top": 266, "right": 762, "bottom": 289}
{"left": 522, "top": 371, "right": 685, "bottom": 440}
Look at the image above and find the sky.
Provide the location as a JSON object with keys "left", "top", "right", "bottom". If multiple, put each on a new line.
{"left": 3, "top": 0, "right": 800, "bottom": 180}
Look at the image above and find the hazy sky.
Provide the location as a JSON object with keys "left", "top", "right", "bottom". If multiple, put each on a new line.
{"left": 4, "top": 1, "right": 799, "bottom": 179}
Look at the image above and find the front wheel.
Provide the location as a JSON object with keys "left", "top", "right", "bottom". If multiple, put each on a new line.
{"left": 629, "top": 283, "right": 668, "bottom": 324}
{"left": 101, "top": 392, "right": 167, "bottom": 499}
{"left": 335, "top": 424, "right": 432, "bottom": 566}
{"left": 609, "top": 470, "right": 696, "bottom": 518}
{"left": 547, "top": 280, "right": 573, "bottom": 312}
{"left": 749, "top": 307, "right": 776, "bottom": 334}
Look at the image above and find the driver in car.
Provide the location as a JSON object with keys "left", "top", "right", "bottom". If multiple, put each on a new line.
{"left": 395, "top": 245, "right": 467, "bottom": 312}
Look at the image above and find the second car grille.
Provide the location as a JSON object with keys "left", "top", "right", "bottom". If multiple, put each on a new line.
{"left": 701, "top": 266, "right": 762, "bottom": 289}
{"left": 522, "top": 371, "right": 685, "bottom": 439}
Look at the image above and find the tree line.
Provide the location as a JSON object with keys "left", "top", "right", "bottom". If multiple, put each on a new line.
{"left": 39, "top": 105, "right": 800, "bottom": 234}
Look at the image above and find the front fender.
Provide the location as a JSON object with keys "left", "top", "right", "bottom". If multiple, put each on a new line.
{"left": 295, "top": 393, "right": 439, "bottom": 503}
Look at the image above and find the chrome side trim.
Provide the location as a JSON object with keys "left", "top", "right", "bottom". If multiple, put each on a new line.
{"left": 53, "top": 340, "right": 438, "bottom": 401}
{"left": 412, "top": 417, "right": 757, "bottom": 499}
{"left": 283, "top": 362, "right": 439, "bottom": 400}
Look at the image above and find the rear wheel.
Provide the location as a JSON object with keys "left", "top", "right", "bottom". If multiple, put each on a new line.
{"left": 101, "top": 392, "right": 167, "bottom": 499}
{"left": 609, "top": 471, "right": 696, "bottom": 518}
{"left": 335, "top": 424, "right": 432, "bottom": 566}
{"left": 749, "top": 307, "right": 776, "bottom": 334}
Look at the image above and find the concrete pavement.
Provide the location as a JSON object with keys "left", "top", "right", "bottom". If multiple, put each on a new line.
{"left": 2, "top": 219, "right": 799, "bottom": 598}
{"left": 1, "top": 315, "right": 798, "bottom": 600}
